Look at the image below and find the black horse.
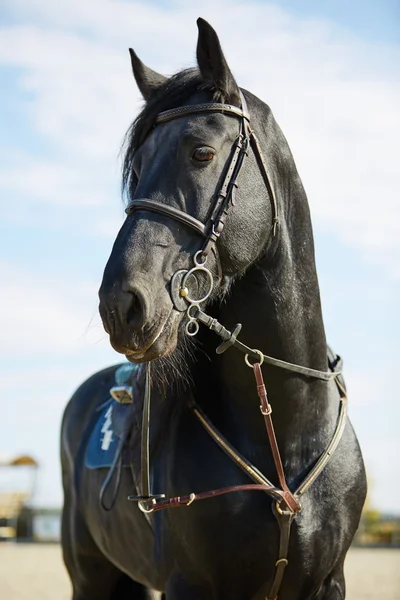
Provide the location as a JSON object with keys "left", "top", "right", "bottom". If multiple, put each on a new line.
{"left": 61, "top": 19, "right": 366, "bottom": 600}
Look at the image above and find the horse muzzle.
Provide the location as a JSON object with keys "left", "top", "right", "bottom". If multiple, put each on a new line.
{"left": 98, "top": 277, "right": 181, "bottom": 362}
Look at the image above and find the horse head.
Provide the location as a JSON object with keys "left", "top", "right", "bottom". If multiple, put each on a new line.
{"left": 99, "top": 19, "right": 278, "bottom": 362}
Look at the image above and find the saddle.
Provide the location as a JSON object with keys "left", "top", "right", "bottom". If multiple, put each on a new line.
{"left": 85, "top": 363, "right": 143, "bottom": 470}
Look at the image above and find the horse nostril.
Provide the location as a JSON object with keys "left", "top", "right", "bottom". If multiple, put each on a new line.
{"left": 126, "top": 291, "right": 146, "bottom": 331}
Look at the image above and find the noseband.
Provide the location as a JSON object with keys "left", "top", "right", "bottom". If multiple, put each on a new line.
{"left": 125, "top": 91, "right": 279, "bottom": 334}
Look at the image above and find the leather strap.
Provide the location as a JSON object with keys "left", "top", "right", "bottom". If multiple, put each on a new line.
{"left": 127, "top": 362, "right": 166, "bottom": 509}
{"left": 202, "top": 122, "right": 250, "bottom": 257}
{"left": 125, "top": 199, "right": 207, "bottom": 237}
{"left": 266, "top": 509, "right": 294, "bottom": 600}
{"left": 99, "top": 434, "right": 125, "bottom": 511}
{"left": 141, "top": 363, "right": 151, "bottom": 498}
{"left": 295, "top": 382, "right": 348, "bottom": 497}
{"left": 253, "top": 363, "right": 300, "bottom": 514}
{"left": 195, "top": 308, "right": 341, "bottom": 381}
{"left": 156, "top": 102, "right": 250, "bottom": 124}
{"left": 249, "top": 130, "right": 279, "bottom": 235}
{"left": 151, "top": 484, "right": 283, "bottom": 513}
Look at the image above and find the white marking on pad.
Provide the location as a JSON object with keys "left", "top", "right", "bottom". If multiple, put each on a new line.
{"left": 100, "top": 405, "right": 114, "bottom": 450}
{"left": 101, "top": 430, "right": 113, "bottom": 451}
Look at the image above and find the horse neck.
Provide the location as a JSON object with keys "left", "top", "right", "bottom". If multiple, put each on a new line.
{"left": 193, "top": 189, "right": 334, "bottom": 466}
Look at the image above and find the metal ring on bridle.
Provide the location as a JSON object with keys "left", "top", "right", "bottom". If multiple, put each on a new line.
{"left": 244, "top": 349, "right": 264, "bottom": 367}
{"left": 187, "top": 304, "right": 199, "bottom": 320}
{"left": 194, "top": 250, "right": 207, "bottom": 266}
{"left": 181, "top": 265, "right": 214, "bottom": 305}
{"left": 275, "top": 499, "right": 297, "bottom": 516}
{"left": 185, "top": 320, "right": 199, "bottom": 337}
{"left": 138, "top": 499, "right": 156, "bottom": 514}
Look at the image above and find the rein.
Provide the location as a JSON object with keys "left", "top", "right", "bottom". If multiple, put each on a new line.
{"left": 117, "top": 90, "right": 347, "bottom": 599}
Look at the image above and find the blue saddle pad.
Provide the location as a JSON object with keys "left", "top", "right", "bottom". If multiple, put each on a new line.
{"left": 85, "top": 363, "right": 141, "bottom": 469}
{"left": 85, "top": 402, "right": 122, "bottom": 469}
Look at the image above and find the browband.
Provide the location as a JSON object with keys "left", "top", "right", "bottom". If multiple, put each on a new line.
{"left": 156, "top": 102, "right": 250, "bottom": 124}
{"left": 126, "top": 95, "right": 250, "bottom": 239}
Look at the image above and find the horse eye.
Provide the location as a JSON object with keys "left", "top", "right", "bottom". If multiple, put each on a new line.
{"left": 192, "top": 147, "right": 215, "bottom": 162}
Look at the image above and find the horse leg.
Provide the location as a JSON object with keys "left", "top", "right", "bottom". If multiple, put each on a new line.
{"left": 62, "top": 499, "right": 151, "bottom": 599}
{"left": 66, "top": 549, "right": 151, "bottom": 600}
{"left": 65, "top": 541, "right": 151, "bottom": 600}
{"left": 316, "top": 562, "right": 345, "bottom": 600}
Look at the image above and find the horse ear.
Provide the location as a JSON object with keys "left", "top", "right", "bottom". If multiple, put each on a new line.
{"left": 196, "top": 18, "right": 240, "bottom": 106}
{"left": 129, "top": 48, "right": 167, "bottom": 100}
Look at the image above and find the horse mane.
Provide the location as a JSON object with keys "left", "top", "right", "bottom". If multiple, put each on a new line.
{"left": 122, "top": 67, "right": 232, "bottom": 201}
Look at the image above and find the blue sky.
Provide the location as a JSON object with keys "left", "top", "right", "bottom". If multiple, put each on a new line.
{"left": 0, "top": 0, "right": 399, "bottom": 513}
{"left": 277, "top": 0, "right": 400, "bottom": 42}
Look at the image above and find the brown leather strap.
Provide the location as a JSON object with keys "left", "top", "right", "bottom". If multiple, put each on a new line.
{"left": 265, "top": 509, "right": 294, "bottom": 600}
{"left": 148, "top": 484, "right": 283, "bottom": 513}
{"left": 253, "top": 363, "right": 301, "bottom": 514}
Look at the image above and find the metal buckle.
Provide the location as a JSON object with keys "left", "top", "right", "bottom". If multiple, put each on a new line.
{"left": 211, "top": 222, "right": 223, "bottom": 237}
{"left": 128, "top": 493, "right": 166, "bottom": 514}
{"left": 275, "top": 500, "right": 291, "bottom": 516}
{"left": 109, "top": 385, "right": 133, "bottom": 404}
{"left": 260, "top": 404, "right": 272, "bottom": 416}
{"left": 275, "top": 498, "right": 301, "bottom": 516}
{"left": 186, "top": 493, "right": 195, "bottom": 506}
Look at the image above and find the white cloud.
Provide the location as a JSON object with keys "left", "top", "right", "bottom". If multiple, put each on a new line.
{"left": 0, "top": 261, "right": 109, "bottom": 356}
{"left": 0, "top": 160, "right": 112, "bottom": 206}
{"left": 0, "top": 0, "right": 398, "bottom": 276}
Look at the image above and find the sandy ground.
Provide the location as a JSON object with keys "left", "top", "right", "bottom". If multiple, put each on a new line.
{"left": 0, "top": 544, "right": 398, "bottom": 599}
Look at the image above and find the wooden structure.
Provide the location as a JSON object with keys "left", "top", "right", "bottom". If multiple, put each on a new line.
{"left": 0, "top": 454, "right": 38, "bottom": 540}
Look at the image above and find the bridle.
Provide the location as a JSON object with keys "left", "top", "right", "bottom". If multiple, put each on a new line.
{"left": 126, "top": 93, "right": 279, "bottom": 257}
{"left": 125, "top": 91, "right": 279, "bottom": 335}
{"left": 116, "top": 90, "right": 347, "bottom": 599}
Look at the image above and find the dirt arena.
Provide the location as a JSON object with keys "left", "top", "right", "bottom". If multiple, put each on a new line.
{"left": 0, "top": 544, "right": 398, "bottom": 599}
